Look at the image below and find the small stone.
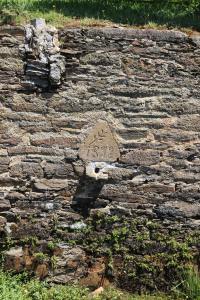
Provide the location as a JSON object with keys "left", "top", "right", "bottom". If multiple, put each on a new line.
{"left": 69, "top": 221, "right": 87, "bottom": 230}
{"left": 90, "top": 207, "right": 110, "bottom": 216}
{"left": 5, "top": 222, "right": 18, "bottom": 234}
{"left": 25, "top": 26, "right": 33, "bottom": 41}
{"left": 50, "top": 63, "right": 61, "bottom": 85}
{"left": 35, "top": 263, "right": 48, "bottom": 279}
{"left": 90, "top": 287, "right": 104, "bottom": 298}
{"left": 0, "top": 216, "right": 6, "bottom": 230}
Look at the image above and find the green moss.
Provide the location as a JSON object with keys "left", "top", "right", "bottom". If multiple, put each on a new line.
{"left": 20, "top": 236, "right": 39, "bottom": 248}
{"left": 47, "top": 241, "right": 58, "bottom": 251}
{"left": 34, "top": 252, "right": 48, "bottom": 263}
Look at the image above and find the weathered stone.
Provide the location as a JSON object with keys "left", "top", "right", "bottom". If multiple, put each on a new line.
{"left": 44, "top": 162, "right": 76, "bottom": 179}
{"left": 79, "top": 121, "right": 120, "bottom": 162}
{"left": 35, "top": 263, "right": 48, "bottom": 279}
{"left": 79, "top": 258, "right": 107, "bottom": 288}
{"left": 0, "top": 211, "right": 17, "bottom": 222}
{"left": 86, "top": 162, "right": 109, "bottom": 180}
{"left": 31, "top": 18, "right": 46, "bottom": 29}
{"left": 30, "top": 135, "right": 79, "bottom": 148}
{"left": 22, "top": 20, "right": 65, "bottom": 89}
{"left": 163, "top": 201, "right": 200, "bottom": 218}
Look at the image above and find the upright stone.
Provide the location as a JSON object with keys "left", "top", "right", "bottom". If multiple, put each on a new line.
{"left": 21, "top": 18, "right": 65, "bottom": 89}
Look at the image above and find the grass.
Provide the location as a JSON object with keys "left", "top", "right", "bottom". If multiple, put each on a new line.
{"left": 0, "top": 0, "right": 200, "bottom": 30}
{"left": 174, "top": 267, "right": 200, "bottom": 300}
{"left": 0, "top": 271, "right": 89, "bottom": 300}
{"left": 0, "top": 271, "right": 179, "bottom": 300}
{"left": 0, "top": 268, "right": 199, "bottom": 300}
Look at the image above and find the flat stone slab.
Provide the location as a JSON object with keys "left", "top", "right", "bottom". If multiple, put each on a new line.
{"left": 79, "top": 121, "right": 120, "bottom": 162}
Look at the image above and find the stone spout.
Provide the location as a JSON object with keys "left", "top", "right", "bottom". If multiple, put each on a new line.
{"left": 85, "top": 162, "right": 115, "bottom": 181}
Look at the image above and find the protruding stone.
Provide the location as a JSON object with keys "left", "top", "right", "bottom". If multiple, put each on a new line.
{"left": 121, "top": 149, "right": 160, "bottom": 166}
{"left": 22, "top": 19, "right": 65, "bottom": 89}
{"left": 86, "top": 162, "right": 109, "bottom": 180}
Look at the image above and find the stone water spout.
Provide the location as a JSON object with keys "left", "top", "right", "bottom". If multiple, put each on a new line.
{"left": 72, "top": 120, "right": 120, "bottom": 215}
{"left": 79, "top": 120, "right": 120, "bottom": 181}
{"left": 85, "top": 162, "right": 116, "bottom": 181}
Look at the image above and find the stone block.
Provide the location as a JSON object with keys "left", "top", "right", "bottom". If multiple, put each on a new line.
{"left": 10, "top": 162, "right": 43, "bottom": 178}
{"left": 0, "top": 216, "right": 6, "bottom": 231}
{"left": 121, "top": 149, "right": 160, "bottom": 166}
{"left": 30, "top": 135, "right": 79, "bottom": 148}
{"left": 44, "top": 162, "right": 76, "bottom": 179}
{"left": 33, "top": 179, "right": 69, "bottom": 191}
{"left": 0, "top": 199, "right": 11, "bottom": 211}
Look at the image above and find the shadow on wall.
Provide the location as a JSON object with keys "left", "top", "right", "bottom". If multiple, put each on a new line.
{"left": 27, "top": 0, "right": 200, "bottom": 29}
{"left": 71, "top": 177, "right": 105, "bottom": 217}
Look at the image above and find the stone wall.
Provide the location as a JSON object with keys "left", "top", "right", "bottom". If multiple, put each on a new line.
{"left": 0, "top": 24, "right": 199, "bottom": 292}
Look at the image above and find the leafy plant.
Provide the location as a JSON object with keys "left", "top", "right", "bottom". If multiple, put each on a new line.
{"left": 34, "top": 252, "right": 48, "bottom": 263}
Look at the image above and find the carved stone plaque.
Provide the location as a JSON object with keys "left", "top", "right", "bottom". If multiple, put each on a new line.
{"left": 79, "top": 121, "right": 120, "bottom": 162}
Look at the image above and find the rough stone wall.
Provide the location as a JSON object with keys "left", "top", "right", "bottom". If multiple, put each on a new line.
{"left": 0, "top": 25, "right": 199, "bottom": 291}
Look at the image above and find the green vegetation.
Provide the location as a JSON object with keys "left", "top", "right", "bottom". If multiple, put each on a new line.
{"left": 1, "top": 0, "right": 200, "bottom": 29}
{"left": 0, "top": 214, "right": 199, "bottom": 299}
{"left": 0, "top": 271, "right": 183, "bottom": 300}
{"left": 57, "top": 213, "right": 199, "bottom": 294}
{"left": 0, "top": 271, "right": 89, "bottom": 300}
{"left": 33, "top": 252, "right": 49, "bottom": 263}
{"left": 0, "top": 269, "right": 199, "bottom": 299}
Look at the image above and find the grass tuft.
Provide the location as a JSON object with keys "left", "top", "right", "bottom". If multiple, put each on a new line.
{"left": 173, "top": 267, "right": 200, "bottom": 300}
